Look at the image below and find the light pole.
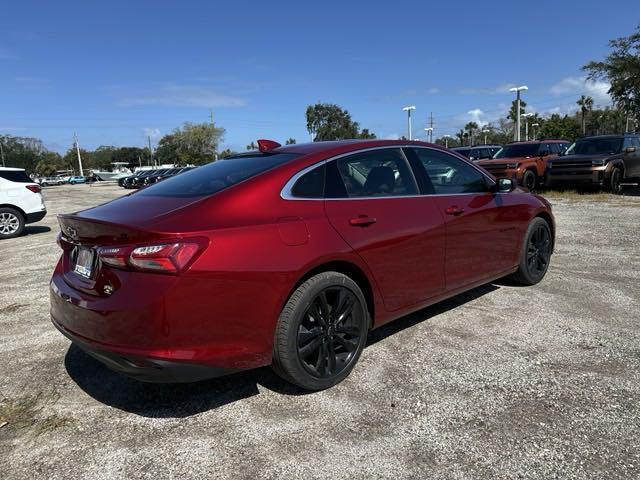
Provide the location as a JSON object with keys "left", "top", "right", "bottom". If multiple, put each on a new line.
{"left": 521, "top": 112, "right": 534, "bottom": 141}
{"left": 509, "top": 85, "right": 528, "bottom": 141}
{"left": 424, "top": 127, "right": 433, "bottom": 142}
{"left": 443, "top": 134, "right": 451, "bottom": 148}
{"left": 402, "top": 105, "right": 416, "bottom": 140}
{"left": 532, "top": 123, "right": 539, "bottom": 140}
{"left": 482, "top": 129, "right": 490, "bottom": 145}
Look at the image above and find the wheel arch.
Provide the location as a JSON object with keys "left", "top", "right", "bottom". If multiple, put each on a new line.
{"left": 288, "top": 260, "right": 377, "bottom": 328}
{"left": 0, "top": 204, "right": 26, "bottom": 220}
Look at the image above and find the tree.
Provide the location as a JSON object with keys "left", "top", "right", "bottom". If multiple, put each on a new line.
{"left": 155, "top": 122, "right": 225, "bottom": 166}
{"left": 219, "top": 148, "right": 236, "bottom": 158}
{"left": 583, "top": 25, "right": 640, "bottom": 119}
{"left": 305, "top": 103, "right": 376, "bottom": 141}
{"left": 576, "top": 95, "right": 594, "bottom": 134}
{"left": 537, "top": 114, "right": 580, "bottom": 141}
{"left": 246, "top": 141, "right": 257, "bottom": 151}
{"left": 464, "top": 122, "right": 479, "bottom": 145}
{"left": 357, "top": 128, "right": 377, "bottom": 139}
{"left": 285, "top": 138, "right": 297, "bottom": 145}
{"left": 507, "top": 99, "right": 527, "bottom": 122}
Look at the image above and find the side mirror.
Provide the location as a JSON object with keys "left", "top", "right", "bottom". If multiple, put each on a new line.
{"left": 495, "top": 178, "right": 515, "bottom": 193}
{"left": 625, "top": 146, "right": 636, "bottom": 154}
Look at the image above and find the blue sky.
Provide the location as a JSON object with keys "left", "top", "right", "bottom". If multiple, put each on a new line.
{"left": 1, "top": 0, "right": 638, "bottom": 153}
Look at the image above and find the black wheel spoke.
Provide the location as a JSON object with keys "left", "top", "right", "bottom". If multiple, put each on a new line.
{"left": 327, "top": 339, "right": 336, "bottom": 374}
{"left": 309, "top": 300, "right": 327, "bottom": 328}
{"left": 334, "top": 333, "right": 358, "bottom": 352}
{"left": 299, "top": 335, "right": 324, "bottom": 358}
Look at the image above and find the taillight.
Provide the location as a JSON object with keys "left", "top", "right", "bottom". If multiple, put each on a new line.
{"left": 26, "top": 184, "right": 41, "bottom": 193}
{"left": 96, "top": 239, "right": 206, "bottom": 274}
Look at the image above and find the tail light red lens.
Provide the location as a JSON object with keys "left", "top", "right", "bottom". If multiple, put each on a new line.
{"left": 96, "top": 239, "right": 206, "bottom": 274}
{"left": 26, "top": 184, "right": 41, "bottom": 193}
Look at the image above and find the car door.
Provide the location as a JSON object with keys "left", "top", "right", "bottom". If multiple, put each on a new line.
{"left": 323, "top": 148, "right": 446, "bottom": 311}
{"left": 407, "top": 147, "right": 525, "bottom": 291}
{"left": 625, "top": 137, "right": 640, "bottom": 177}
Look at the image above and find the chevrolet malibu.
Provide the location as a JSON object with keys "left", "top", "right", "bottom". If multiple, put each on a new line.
{"left": 51, "top": 139, "right": 554, "bottom": 390}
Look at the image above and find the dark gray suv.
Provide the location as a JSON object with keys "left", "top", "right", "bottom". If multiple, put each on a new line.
{"left": 546, "top": 134, "right": 640, "bottom": 193}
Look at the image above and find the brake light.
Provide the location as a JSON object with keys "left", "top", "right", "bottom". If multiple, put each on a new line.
{"left": 26, "top": 184, "right": 41, "bottom": 193}
{"left": 96, "top": 240, "right": 206, "bottom": 274}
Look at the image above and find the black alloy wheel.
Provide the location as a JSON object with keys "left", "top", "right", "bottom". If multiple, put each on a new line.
{"left": 525, "top": 223, "right": 551, "bottom": 279}
{"left": 297, "top": 286, "right": 364, "bottom": 379}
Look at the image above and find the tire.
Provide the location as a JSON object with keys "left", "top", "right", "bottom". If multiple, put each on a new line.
{"left": 610, "top": 167, "right": 623, "bottom": 195}
{"left": 522, "top": 170, "right": 537, "bottom": 191}
{"left": 0, "top": 207, "right": 25, "bottom": 239}
{"left": 509, "top": 217, "right": 552, "bottom": 286}
{"left": 272, "top": 272, "right": 370, "bottom": 390}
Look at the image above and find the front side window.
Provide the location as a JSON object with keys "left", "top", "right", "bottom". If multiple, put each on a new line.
{"left": 412, "top": 148, "right": 490, "bottom": 194}
{"left": 330, "top": 149, "right": 418, "bottom": 198}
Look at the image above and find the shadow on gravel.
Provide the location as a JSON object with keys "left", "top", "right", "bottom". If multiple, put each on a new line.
{"left": 23, "top": 225, "right": 51, "bottom": 236}
{"left": 65, "top": 283, "right": 499, "bottom": 417}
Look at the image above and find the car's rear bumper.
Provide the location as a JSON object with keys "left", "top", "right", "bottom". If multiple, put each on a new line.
{"left": 51, "top": 315, "right": 239, "bottom": 382}
{"left": 25, "top": 210, "right": 46, "bottom": 224}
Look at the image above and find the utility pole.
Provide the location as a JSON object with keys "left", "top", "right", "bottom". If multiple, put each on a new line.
{"left": 209, "top": 110, "right": 215, "bottom": 126}
{"left": 509, "top": 86, "right": 528, "bottom": 142}
{"left": 148, "top": 136, "right": 154, "bottom": 167}
{"left": 429, "top": 112, "right": 434, "bottom": 142}
{"left": 73, "top": 132, "right": 84, "bottom": 176}
{"left": 402, "top": 106, "right": 416, "bottom": 140}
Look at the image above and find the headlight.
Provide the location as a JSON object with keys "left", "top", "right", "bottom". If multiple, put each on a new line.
{"left": 506, "top": 163, "right": 519, "bottom": 169}
{"left": 592, "top": 159, "right": 605, "bottom": 166}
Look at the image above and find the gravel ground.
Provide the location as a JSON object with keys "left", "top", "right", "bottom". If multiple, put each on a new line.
{"left": 1, "top": 184, "right": 639, "bottom": 479}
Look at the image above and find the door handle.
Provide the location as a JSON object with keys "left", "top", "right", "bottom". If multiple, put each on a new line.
{"left": 444, "top": 206, "right": 464, "bottom": 216}
{"left": 349, "top": 215, "right": 377, "bottom": 227}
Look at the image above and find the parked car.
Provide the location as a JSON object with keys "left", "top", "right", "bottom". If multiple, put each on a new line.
{"left": 0, "top": 167, "right": 47, "bottom": 239}
{"left": 152, "top": 167, "right": 194, "bottom": 184}
{"left": 546, "top": 134, "right": 640, "bottom": 193}
{"left": 119, "top": 170, "right": 145, "bottom": 188}
{"left": 69, "top": 176, "right": 86, "bottom": 185}
{"left": 476, "top": 140, "right": 570, "bottom": 190}
{"left": 142, "top": 168, "right": 173, "bottom": 186}
{"left": 39, "top": 177, "right": 65, "bottom": 187}
{"left": 451, "top": 145, "right": 502, "bottom": 161}
{"left": 129, "top": 169, "right": 161, "bottom": 189}
{"left": 51, "top": 139, "right": 554, "bottom": 390}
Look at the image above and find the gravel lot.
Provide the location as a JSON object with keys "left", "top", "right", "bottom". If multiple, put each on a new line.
{"left": 1, "top": 184, "right": 639, "bottom": 479}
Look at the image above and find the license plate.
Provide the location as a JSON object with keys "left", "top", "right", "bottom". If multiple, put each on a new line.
{"left": 74, "top": 247, "right": 95, "bottom": 279}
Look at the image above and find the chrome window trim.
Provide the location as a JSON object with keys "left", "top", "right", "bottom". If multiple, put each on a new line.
{"left": 280, "top": 145, "right": 497, "bottom": 201}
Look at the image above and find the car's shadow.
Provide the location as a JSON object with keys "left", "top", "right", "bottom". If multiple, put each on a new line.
{"left": 64, "top": 283, "right": 499, "bottom": 418}
{"left": 23, "top": 225, "right": 51, "bottom": 236}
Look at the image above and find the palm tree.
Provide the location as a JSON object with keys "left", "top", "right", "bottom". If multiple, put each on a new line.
{"left": 456, "top": 129, "right": 465, "bottom": 145}
{"left": 465, "top": 122, "right": 479, "bottom": 145}
{"left": 576, "top": 95, "right": 594, "bottom": 135}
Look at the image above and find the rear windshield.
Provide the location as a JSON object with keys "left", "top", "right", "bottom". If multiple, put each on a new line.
{"left": 494, "top": 144, "right": 540, "bottom": 158}
{"left": 138, "top": 153, "right": 300, "bottom": 197}
{"left": 0, "top": 170, "right": 33, "bottom": 183}
{"left": 566, "top": 138, "right": 623, "bottom": 156}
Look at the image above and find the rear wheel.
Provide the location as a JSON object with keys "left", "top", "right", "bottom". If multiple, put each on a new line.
{"left": 522, "top": 170, "right": 537, "bottom": 191}
{"left": 272, "top": 272, "right": 369, "bottom": 390}
{"left": 0, "top": 208, "right": 25, "bottom": 239}
{"left": 509, "top": 217, "right": 552, "bottom": 285}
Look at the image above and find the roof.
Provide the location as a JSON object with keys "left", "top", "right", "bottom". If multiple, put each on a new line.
{"left": 506, "top": 139, "right": 568, "bottom": 145}
{"left": 272, "top": 139, "right": 447, "bottom": 156}
{"left": 579, "top": 134, "right": 637, "bottom": 140}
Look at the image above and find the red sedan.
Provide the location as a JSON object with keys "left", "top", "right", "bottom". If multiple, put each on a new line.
{"left": 50, "top": 139, "right": 554, "bottom": 390}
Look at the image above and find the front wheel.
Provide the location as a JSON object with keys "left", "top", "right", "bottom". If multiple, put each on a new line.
{"left": 272, "top": 272, "right": 369, "bottom": 390}
{"left": 610, "top": 167, "right": 623, "bottom": 195}
{"left": 522, "top": 170, "right": 537, "bottom": 191}
{"left": 509, "top": 217, "right": 552, "bottom": 285}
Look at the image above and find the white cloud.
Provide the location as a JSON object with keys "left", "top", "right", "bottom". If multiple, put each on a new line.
{"left": 428, "top": 87, "right": 440, "bottom": 94}
{"left": 118, "top": 84, "right": 247, "bottom": 108}
{"left": 143, "top": 128, "right": 161, "bottom": 140}
{"left": 550, "top": 76, "right": 611, "bottom": 106}
{"left": 466, "top": 108, "right": 489, "bottom": 126}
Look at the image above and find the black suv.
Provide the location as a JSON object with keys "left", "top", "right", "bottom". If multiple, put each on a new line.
{"left": 546, "top": 134, "right": 640, "bottom": 193}
{"left": 451, "top": 145, "right": 502, "bottom": 161}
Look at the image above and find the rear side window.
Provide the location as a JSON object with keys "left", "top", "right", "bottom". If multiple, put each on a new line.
{"left": 139, "top": 153, "right": 300, "bottom": 197}
{"left": 0, "top": 170, "right": 33, "bottom": 183}
{"left": 291, "top": 164, "right": 325, "bottom": 198}
{"left": 331, "top": 148, "right": 418, "bottom": 198}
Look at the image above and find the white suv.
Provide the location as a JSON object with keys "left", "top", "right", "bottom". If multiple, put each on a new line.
{"left": 0, "top": 167, "right": 47, "bottom": 239}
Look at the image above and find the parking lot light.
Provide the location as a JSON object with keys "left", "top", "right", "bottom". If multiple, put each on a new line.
{"left": 509, "top": 86, "right": 528, "bottom": 141}
{"left": 402, "top": 106, "right": 416, "bottom": 140}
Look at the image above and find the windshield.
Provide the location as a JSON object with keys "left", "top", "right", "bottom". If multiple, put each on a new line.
{"left": 138, "top": 152, "right": 301, "bottom": 197}
{"left": 566, "top": 138, "right": 623, "bottom": 156}
{"left": 494, "top": 144, "right": 540, "bottom": 158}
